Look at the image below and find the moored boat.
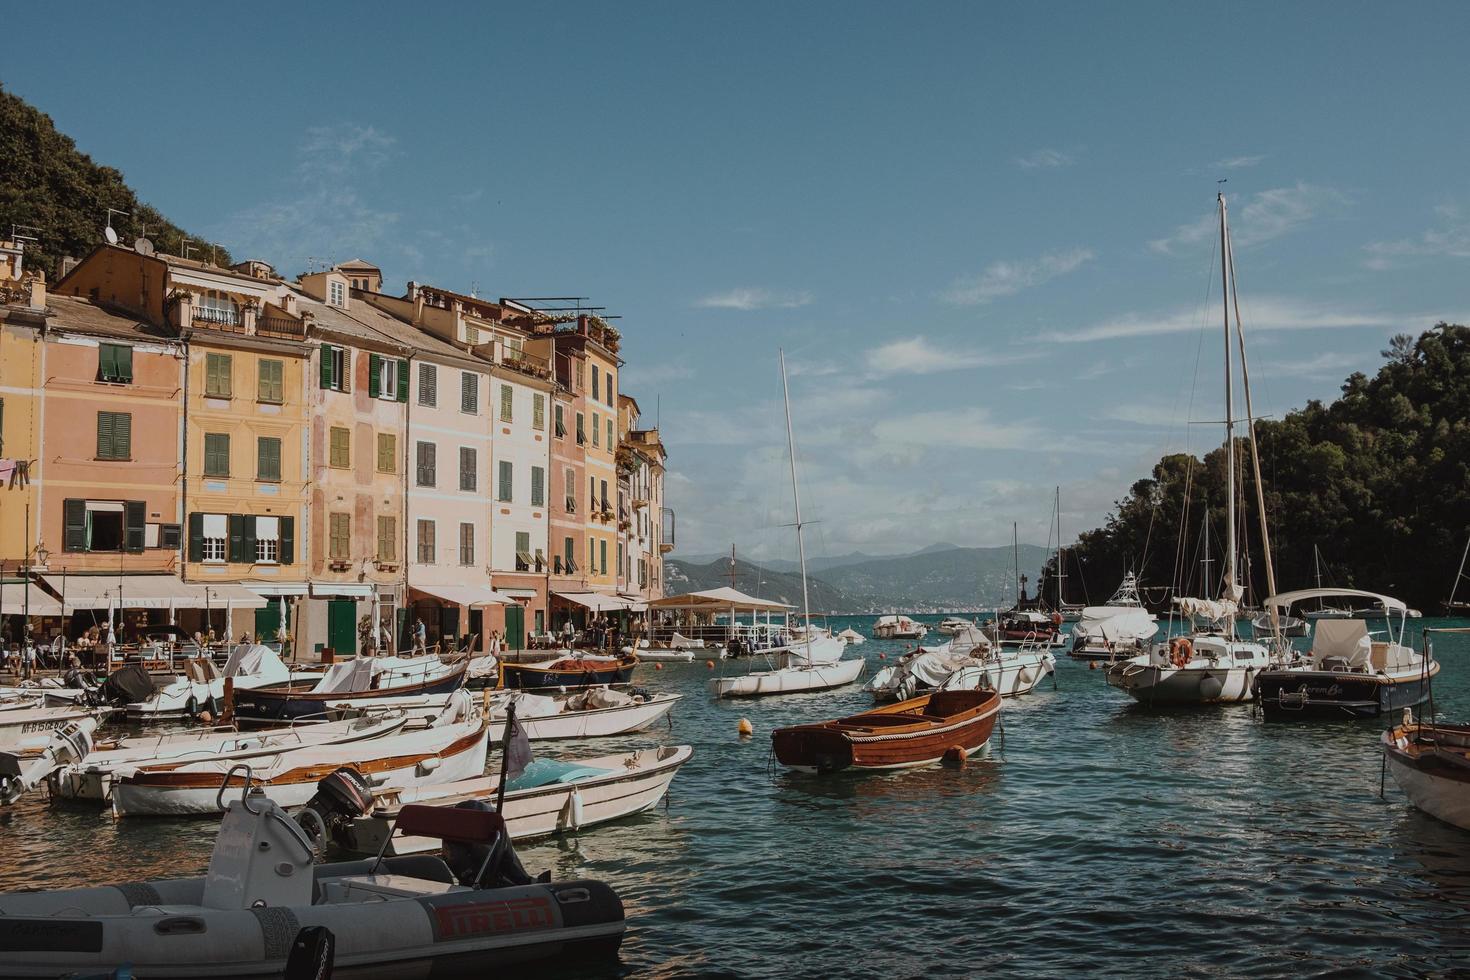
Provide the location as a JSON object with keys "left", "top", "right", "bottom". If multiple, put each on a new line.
{"left": 486, "top": 687, "right": 680, "bottom": 741}
{"left": 873, "top": 614, "right": 928, "bottom": 640}
{"left": 772, "top": 689, "right": 1001, "bottom": 773}
{"left": 0, "top": 702, "right": 107, "bottom": 755}
{"left": 709, "top": 658, "right": 865, "bottom": 698}
{"left": 499, "top": 654, "right": 639, "bottom": 689}
{"left": 230, "top": 656, "right": 468, "bottom": 724}
{"left": 1383, "top": 718, "right": 1470, "bottom": 831}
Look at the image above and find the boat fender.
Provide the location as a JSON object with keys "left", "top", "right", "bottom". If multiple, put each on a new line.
{"left": 185, "top": 695, "right": 199, "bottom": 718}
{"left": 737, "top": 718, "right": 753, "bottom": 738}
{"left": 942, "top": 746, "right": 967, "bottom": 767}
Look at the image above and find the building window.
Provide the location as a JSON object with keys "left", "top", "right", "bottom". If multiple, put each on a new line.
{"left": 590, "top": 477, "right": 596, "bottom": 512}
{"left": 204, "top": 353, "right": 233, "bottom": 398}
{"left": 617, "top": 541, "right": 623, "bottom": 579}
{"left": 196, "top": 292, "right": 241, "bottom": 326}
{"left": 531, "top": 465, "right": 545, "bottom": 507}
{"left": 515, "top": 531, "right": 531, "bottom": 571}
{"left": 329, "top": 427, "right": 350, "bottom": 468}
{"left": 576, "top": 413, "right": 585, "bottom": 445}
{"left": 461, "top": 372, "right": 479, "bottom": 414}
{"left": 320, "top": 344, "right": 350, "bottom": 392}
{"left": 564, "top": 536, "right": 576, "bottom": 572}
{"left": 565, "top": 467, "right": 577, "bottom": 512}
{"left": 498, "top": 460, "right": 513, "bottom": 502}
{"left": 499, "top": 384, "right": 513, "bottom": 422}
{"left": 377, "top": 515, "right": 396, "bottom": 561}
{"left": 600, "top": 539, "right": 608, "bottom": 576}
{"left": 417, "top": 519, "right": 435, "bottom": 564}
{"left": 607, "top": 373, "right": 614, "bottom": 407}
{"left": 258, "top": 359, "right": 284, "bottom": 403}
{"left": 370, "top": 354, "right": 399, "bottom": 401}
{"left": 98, "top": 343, "right": 133, "bottom": 384}
{"left": 418, "top": 363, "right": 437, "bottom": 406}
{"left": 257, "top": 436, "right": 282, "bottom": 482}
{"left": 533, "top": 393, "right": 545, "bottom": 430}
{"left": 607, "top": 417, "right": 613, "bottom": 448}
{"left": 416, "top": 441, "right": 436, "bottom": 487}
{"left": 255, "top": 516, "right": 280, "bottom": 563}
{"left": 201, "top": 513, "right": 228, "bottom": 563}
{"left": 459, "top": 447, "right": 476, "bottom": 492}
{"left": 459, "top": 522, "right": 474, "bottom": 566}
{"left": 600, "top": 479, "right": 610, "bottom": 512}
{"left": 329, "top": 280, "right": 345, "bottom": 307}
{"left": 376, "top": 432, "right": 396, "bottom": 473}
{"left": 466, "top": 324, "right": 480, "bottom": 345}
{"left": 591, "top": 411, "right": 600, "bottom": 447}
{"left": 96, "top": 411, "right": 132, "bottom": 460}
{"left": 554, "top": 404, "right": 565, "bottom": 438}
{"left": 203, "top": 432, "right": 230, "bottom": 476}
{"left": 592, "top": 365, "right": 600, "bottom": 401}
{"left": 329, "top": 512, "right": 351, "bottom": 559}
{"left": 63, "top": 499, "right": 143, "bottom": 553}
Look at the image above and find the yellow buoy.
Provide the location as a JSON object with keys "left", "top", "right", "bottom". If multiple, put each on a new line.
{"left": 737, "top": 718, "right": 754, "bottom": 738}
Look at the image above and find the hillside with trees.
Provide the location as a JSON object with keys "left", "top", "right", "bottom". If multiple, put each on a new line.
{"left": 0, "top": 85, "right": 226, "bottom": 279}
{"left": 1046, "top": 323, "right": 1470, "bottom": 613}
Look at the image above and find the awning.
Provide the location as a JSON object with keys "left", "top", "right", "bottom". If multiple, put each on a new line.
{"left": 0, "top": 583, "right": 64, "bottom": 617}
{"left": 555, "top": 591, "right": 632, "bottom": 612}
{"left": 618, "top": 594, "right": 650, "bottom": 613}
{"left": 310, "top": 583, "right": 374, "bottom": 598}
{"left": 648, "top": 587, "right": 793, "bottom": 613}
{"left": 1264, "top": 588, "right": 1407, "bottom": 613}
{"left": 42, "top": 574, "right": 208, "bottom": 611}
{"left": 497, "top": 588, "right": 539, "bottom": 599}
{"left": 194, "top": 583, "right": 268, "bottom": 609}
{"left": 245, "top": 583, "right": 309, "bottom": 597}
{"left": 410, "top": 584, "right": 516, "bottom": 606}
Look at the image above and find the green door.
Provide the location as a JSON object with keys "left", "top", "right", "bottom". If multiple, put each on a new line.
{"left": 505, "top": 604, "right": 525, "bottom": 652}
{"left": 327, "top": 599, "right": 357, "bottom": 657}
{"left": 254, "top": 604, "right": 282, "bottom": 644}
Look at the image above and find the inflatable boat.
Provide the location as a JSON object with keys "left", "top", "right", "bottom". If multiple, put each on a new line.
{"left": 0, "top": 773, "right": 625, "bottom": 977}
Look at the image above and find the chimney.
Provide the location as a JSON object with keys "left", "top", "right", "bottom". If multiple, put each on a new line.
{"left": 27, "top": 273, "right": 46, "bottom": 311}
{"left": 60, "top": 256, "right": 79, "bottom": 279}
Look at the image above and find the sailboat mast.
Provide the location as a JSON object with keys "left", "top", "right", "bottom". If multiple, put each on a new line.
{"left": 1013, "top": 522, "right": 1020, "bottom": 606}
{"left": 778, "top": 350, "right": 812, "bottom": 630}
{"left": 1219, "top": 193, "right": 1237, "bottom": 636}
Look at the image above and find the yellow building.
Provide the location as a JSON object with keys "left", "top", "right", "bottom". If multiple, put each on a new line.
{"left": 0, "top": 241, "right": 45, "bottom": 574}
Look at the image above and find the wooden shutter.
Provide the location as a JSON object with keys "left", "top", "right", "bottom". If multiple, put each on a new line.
{"left": 280, "top": 516, "right": 295, "bottom": 564}
{"left": 531, "top": 466, "right": 545, "bottom": 506}
{"left": 188, "top": 512, "right": 204, "bottom": 562}
{"left": 117, "top": 345, "right": 133, "bottom": 382}
{"left": 533, "top": 394, "right": 545, "bottom": 430}
{"left": 242, "top": 515, "right": 257, "bottom": 564}
{"left": 258, "top": 437, "right": 281, "bottom": 481}
{"left": 419, "top": 364, "right": 436, "bottom": 406}
{"left": 115, "top": 413, "right": 131, "bottom": 459}
{"left": 500, "top": 460, "right": 513, "bottom": 501}
{"left": 98, "top": 344, "right": 115, "bottom": 381}
{"left": 459, "top": 447, "right": 475, "bottom": 491}
{"left": 397, "top": 359, "right": 409, "bottom": 403}
{"left": 96, "top": 412, "right": 111, "bottom": 458}
{"left": 368, "top": 353, "right": 381, "bottom": 398}
{"left": 500, "top": 385, "right": 512, "bottom": 421}
{"left": 64, "top": 499, "right": 87, "bottom": 552}
{"left": 228, "top": 513, "right": 246, "bottom": 563}
{"left": 125, "top": 500, "right": 146, "bottom": 553}
{"left": 320, "top": 344, "right": 335, "bottom": 389}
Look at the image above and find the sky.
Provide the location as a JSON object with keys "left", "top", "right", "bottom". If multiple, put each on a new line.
{"left": 5, "top": 2, "right": 1469, "bottom": 561}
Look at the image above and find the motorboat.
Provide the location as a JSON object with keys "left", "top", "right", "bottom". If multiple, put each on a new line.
{"left": 337, "top": 744, "right": 695, "bottom": 855}
{"left": 230, "top": 656, "right": 468, "bottom": 724}
{"left": 985, "top": 609, "right": 1062, "bottom": 647}
{"left": 866, "top": 629, "right": 1053, "bottom": 701}
{"left": 40, "top": 712, "right": 411, "bottom": 804}
{"left": 724, "top": 622, "right": 792, "bottom": 659}
{"left": 1067, "top": 572, "right": 1158, "bottom": 661}
{"left": 1383, "top": 717, "right": 1470, "bottom": 831}
{"left": 0, "top": 775, "right": 625, "bottom": 976}
{"left": 936, "top": 616, "right": 974, "bottom": 636}
{"left": 126, "top": 644, "right": 294, "bottom": 720}
{"left": 772, "top": 689, "right": 1002, "bottom": 773}
{"left": 499, "top": 654, "right": 639, "bottom": 689}
{"left": 111, "top": 703, "right": 487, "bottom": 818}
{"left": 0, "top": 701, "right": 107, "bottom": 755}
{"left": 628, "top": 646, "right": 696, "bottom": 663}
{"left": 1254, "top": 589, "right": 1439, "bottom": 720}
{"left": 873, "top": 614, "right": 928, "bottom": 640}
{"left": 836, "top": 627, "right": 866, "bottom": 646}
{"left": 485, "top": 687, "right": 681, "bottom": 741}
{"left": 709, "top": 658, "right": 865, "bottom": 698}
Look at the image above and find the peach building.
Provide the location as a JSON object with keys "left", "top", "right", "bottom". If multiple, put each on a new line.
{"left": 0, "top": 243, "right": 45, "bottom": 581}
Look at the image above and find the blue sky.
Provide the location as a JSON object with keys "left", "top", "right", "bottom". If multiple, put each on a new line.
{"left": 6, "top": 3, "right": 1468, "bottom": 560}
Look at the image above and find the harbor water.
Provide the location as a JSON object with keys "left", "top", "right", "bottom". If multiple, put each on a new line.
{"left": 3, "top": 617, "right": 1468, "bottom": 978}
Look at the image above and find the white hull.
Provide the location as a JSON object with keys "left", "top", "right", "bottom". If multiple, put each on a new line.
{"left": 1107, "top": 661, "right": 1259, "bottom": 704}
{"left": 632, "top": 649, "right": 696, "bottom": 663}
{"left": 1383, "top": 731, "right": 1470, "bottom": 831}
{"left": 0, "top": 705, "right": 101, "bottom": 754}
{"left": 709, "top": 658, "right": 865, "bottom": 699}
{"left": 345, "top": 745, "right": 694, "bottom": 855}
{"left": 489, "top": 694, "right": 680, "bottom": 742}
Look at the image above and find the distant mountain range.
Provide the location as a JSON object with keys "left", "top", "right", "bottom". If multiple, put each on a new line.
{"left": 665, "top": 543, "right": 1053, "bottom": 613}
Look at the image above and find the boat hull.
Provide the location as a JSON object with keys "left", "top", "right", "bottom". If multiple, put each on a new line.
{"left": 231, "top": 665, "right": 467, "bottom": 724}
{"left": 1257, "top": 666, "right": 1437, "bottom": 720}
{"left": 772, "top": 690, "right": 1001, "bottom": 773}
{"left": 1106, "top": 662, "right": 1259, "bottom": 705}
{"left": 500, "top": 658, "right": 638, "bottom": 690}
{"left": 492, "top": 694, "right": 680, "bottom": 742}
{"left": 708, "top": 658, "right": 864, "bottom": 699}
{"left": 1384, "top": 725, "right": 1470, "bottom": 831}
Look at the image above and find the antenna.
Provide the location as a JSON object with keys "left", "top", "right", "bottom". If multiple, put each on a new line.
{"left": 10, "top": 224, "right": 40, "bottom": 245}
{"left": 104, "top": 208, "right": 130, "bottom": 244}
{"left": 181, "top": 239, "right": 197, "bottom": 261}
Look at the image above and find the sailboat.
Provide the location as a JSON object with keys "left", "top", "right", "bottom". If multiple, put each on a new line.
{"left": 708, "top": 352, "right": 863, "bottom": 699}
{"left": 1445, "top": 534, "right": 1470, "bottom": 616}
{"left": 1105, "top": 193, "right": 1272, "bottom": 705}
{"left": 1304, "top": 545, "right": 1352, "bottom": 619}
{"left": 1053, "top": 487, "right": 1083, "bottom": 621}
{"left": 984, "top": 523, "right": 1062, "bottom": 647}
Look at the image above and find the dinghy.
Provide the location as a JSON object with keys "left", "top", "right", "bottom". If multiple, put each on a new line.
{"left": 772, "top": 689, "right": 1002, "bottom": 773}
{"left": 499, "top": 654, "right": 639, "bottom": 689}
{"left": 837, "top": 627, "right": 866, "bottom": 646}
{"left": 230, "top": 656, "right": 467, "bottom": 724}
{"left": 0, "top": 777, "right": 625, "bottom": 976}
{"left": 1383, "top": 717, "right": 1470, "bottom": 831}
{"left": 629, "top": 642, "right": 696, "bottom": 663}
{"left": 0, "top": 702, "right": 106, "bottom": 755}
{"left": 486, "top": 687, "right": 680, "bottom": 741}
{"left": 335, "top": 744, "right": 695, "bottom": 855}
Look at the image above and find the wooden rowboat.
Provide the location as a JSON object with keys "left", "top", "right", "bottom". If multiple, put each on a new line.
{"left": 1383, "top": 721, "right": 1470, "bottom": 831}
{"left": 499, "top": 655, "right": 638, "bottom": 690}
{"left": 771, "top": 689, "right": 1001, "bottom": 774}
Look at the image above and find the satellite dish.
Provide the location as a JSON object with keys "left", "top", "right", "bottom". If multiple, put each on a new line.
{"left": 134, "top": 237, "right": 154, "bottom": 257}
{"left": 103, "top": 226, "right": 119, "bottom": 245}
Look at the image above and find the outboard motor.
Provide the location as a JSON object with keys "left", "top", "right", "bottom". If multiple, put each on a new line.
{"left": 294, "top": 767, "right": 374, "bottom": 851}
{"left": 441, "top": 800, "right": 540, "bottom": 888}
{"left": 0, "top": 717, "right": 97, "bottom": 805}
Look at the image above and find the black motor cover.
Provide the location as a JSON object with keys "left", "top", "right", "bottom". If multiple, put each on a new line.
{"left": 100, "top": 663, "right": 155, "bottom": 705}
{"left": 298, "top": 767, "right": 374, "bottom": 850}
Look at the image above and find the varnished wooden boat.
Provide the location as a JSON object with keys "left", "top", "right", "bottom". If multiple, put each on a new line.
{"left": 1383, "top": 721, "right": 1470, "bottom": 831}
{"left": 499, "top": 655, "right": 638, "bottom": 690}
{"left": 771, "top": 689, "right": 1001, "bottom": 774}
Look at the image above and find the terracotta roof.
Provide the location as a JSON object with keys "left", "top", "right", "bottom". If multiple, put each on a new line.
{"left": 293, "top": 287, "right": 484, "bottom": 369}
{"left": 43, "top": 295, "right": 176, "bottom": 341}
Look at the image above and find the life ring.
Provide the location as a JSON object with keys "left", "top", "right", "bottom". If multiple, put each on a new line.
{"left": 1051, "top": 612, "right": 1063, "bottom": 626}
{"left": 1168, "top": 637, "right": 1193, "bottom": 668}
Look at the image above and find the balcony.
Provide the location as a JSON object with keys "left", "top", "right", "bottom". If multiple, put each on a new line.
{"left": 257, "top": 315, "right": 307, "bottom": 341}
{"left": 660, "top": 506, "right": 675, "bottom": 553}
{"left": 192, "top": 307, "right": 245, "bottom": 333}
{"left": 501, "top": 346, "right": 551, "bottom": 382}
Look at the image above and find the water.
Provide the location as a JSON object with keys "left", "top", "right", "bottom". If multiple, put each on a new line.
{"left": 4, "top": 616, "right": 1469, "bottom": 978}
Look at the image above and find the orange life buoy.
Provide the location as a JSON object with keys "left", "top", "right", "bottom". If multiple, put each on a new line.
{"left": 1051, "top": 611, "right": 1063, "bottom": 626}
{"left": 1168, "top": 636, "right": 1193, "bottom": 668}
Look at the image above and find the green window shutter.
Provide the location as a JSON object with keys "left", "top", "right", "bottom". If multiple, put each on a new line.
{"left": 64, "top": 499, "right": 87, "bottom": 552}
{"left": 188, "top": 512, "right": 204, "bottom": 562}
{"left": 0, "top": 397, "right": 5, "bottom": 455}
{"left": 500, "top": 385, "right": 513, "bottom": 421}
{"left": 115, "top": 413, "right": 131, "bottom": 459}
{"left": 258, "top": 437, "right": 281, "bottom": 481}
{"left": 499, "top": 460, "right": 513, "bottom": 502}
{"left": 280, "top": 516, "right": 295, "bottom": 565}
{"left": 242, "top": 515, "right": 257, "bottom": 564}
{"left": 117, "top": 345, "right": 133, "bottom": 382}
{"left": 607, "top": 418, "right": 613, "bottom": 448}
{"left": 96, "top": 412, "right": 111, "bottom": 458}
{"left": 600, "top": 539, "right": 608, "bottom": 575}
{"left": 533, "top": 394, "right": 545, "bottom": 430}
{"left": 320, "top": 344, "right": 335, "bottom": 389}
{"left": 204, "top": 433, "right": 229, "bottom": 476}
{"left": 228, "top": 514, "right": 246, "bottom": 563}
{"left": 125, "top": 500, "right": 146, "bottom": 553}
{"left": 397, "top": 359, "right": 409, "bottom": 403}
{"left": 368, "top": 353, "right": 381, "bottom": 398}
{"left": 531, "top": 466, "right": 545, "bottom": 506}
{"left": 98, "top": 344, "right": 115, "bottom": 381}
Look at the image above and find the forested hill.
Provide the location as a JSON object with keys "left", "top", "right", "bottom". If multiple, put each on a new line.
{"left": 0, "top": 85, "right": 227, "bottom": 279}
{"left": 1053, "top": 324, "right": 1470, "bottom": 612}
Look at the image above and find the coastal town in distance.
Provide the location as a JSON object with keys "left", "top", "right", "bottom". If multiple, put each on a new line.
{"left": 2, "top": 5, "right": 1470, "bottom": 978}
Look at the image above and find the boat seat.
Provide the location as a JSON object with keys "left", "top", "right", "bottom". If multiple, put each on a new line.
{"left": 312, "top": 855, "right": 457, "bottom": 903}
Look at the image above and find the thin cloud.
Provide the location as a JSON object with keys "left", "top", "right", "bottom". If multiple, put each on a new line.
{"left": 695, "top": 288, "right": 813, "bottom": 311}
{"left": 863, "top": 336, "right": 1042, "bottom": 377}
{"left": 1042, "top": 296, "right": 1410, "bottom": 344}
{"left": 1149, "top": 182, "right": 1349, "bottom": 254}
{"left": 942, "top": 248, "right": 1094, "bottom": 306}
{"left": 1015, "top": 148, "right": 1075, "bottom": 170}
{"left": 1363, "top": 202, "right": 1470, "bottom": 270}
{"left": 1213, "top": 154, "right": 1266, "bottom": 170}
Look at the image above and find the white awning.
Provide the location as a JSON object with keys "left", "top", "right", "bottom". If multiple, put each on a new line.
{"left": 195, "top": 583, "right": 268, "bottom": 609}
{"left": 246, "top": 583, "right": 308, "bottom": 597}
{"left": 555, "top": 591, "right": 633, "bottom": 612}
{"left": 411, "top": 584, "right": 516, "bottom": 606}
{"left": 497, "top": 588, "right": 538, "bottom": 599}
{"left": 42, "top": 574, "right": 208, "bottom": 611}
{"left": 1264, "top": 588, "right": 1406, "bottom": 613}
{"left": 648, "top": 587, "right": 793, "bottom": 613}
{"left": 310, "top": 583, "right": 374, "bottom": 598}
{"left": 0, "top": 583, "right": 64, "bottom": 617}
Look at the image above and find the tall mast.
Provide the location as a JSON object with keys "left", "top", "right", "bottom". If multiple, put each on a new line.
{"left": 1054, "top": 486, "right": 1065, "bottom": 607}
{"left": 1013, "top": 522, "right": 1020, "bottom": 606}
{"left": 1219, "top": 193, "right": 1237, "bottom": 636}
{"left": 778, "top": 350, "right": 812, "bottom": 631}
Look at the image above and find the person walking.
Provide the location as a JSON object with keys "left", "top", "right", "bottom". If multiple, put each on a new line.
{"left": 413, "top": 617, "right": 428, "bottom": 654}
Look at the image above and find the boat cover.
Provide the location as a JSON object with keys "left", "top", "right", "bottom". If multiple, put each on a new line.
{"left": 507, "top": 693, "right": 560, "bottom": 719}
{"left": 1311, "top": 619, "right": 1371, "bottom": 666}
{"left": 1076, "top": 610, "right": 1158, "bottom": 643}
{"left": 506, "top": 758, "right": 614, "bottom": 791}
{"left": 223, "top": 644, "right": 289, "bottom": 683}
{"left": 309, "top": 658, "right": 379, "bottom": 695}
{"left": 1174, "top": 596, "right": 1238, "bottom": 621}
{"left": 568, "top": 687, "right": 637, "bottom": 710}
